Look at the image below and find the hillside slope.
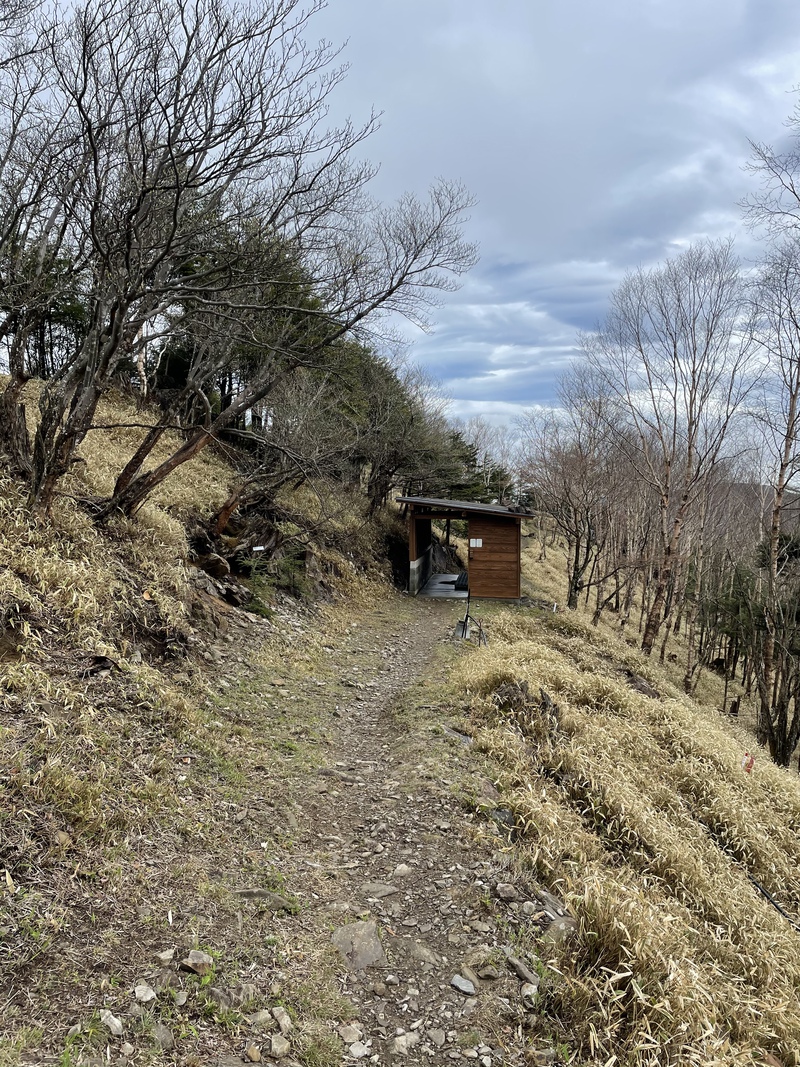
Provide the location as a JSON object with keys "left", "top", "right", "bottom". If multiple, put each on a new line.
{"left": 3, "top": 411, "right": 800, "bottom": 1067}
{"left": 454, "top": 542, "right": 800, "bottom": 1066}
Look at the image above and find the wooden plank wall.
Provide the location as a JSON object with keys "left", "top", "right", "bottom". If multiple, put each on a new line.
{"left": 468, "top": 517, "right": 520, "bottom": 598}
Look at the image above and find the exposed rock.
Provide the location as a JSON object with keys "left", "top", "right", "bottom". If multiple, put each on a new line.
{"left": 134, "top": 983, "right": 157, "bottom": 1003}
{"left": 392, "top": 863, "right": 412, "bottom": 878}
{"left": 180, "top": 949, "right": 214, "bottom": 975}
{"left": 271, "top": 1006, "right": 293, "bottom": 1035}
{"left": 428, "top": 1029, "right": 446, "bottom": 1048}
{"left": 331, "top": 920, "right": 387, "bottom": 970}
{"left": 154, "top": 948, "right": 175, "bottom": 965}
{"left": 525, "top": 1050, "right": 557, "bottom": 1066}
{"left": 199, "top": 553, "right": 231, "bottom": 579}
{"left": 152, "top": 967, "right": 174, "bottom": 992}
{"left": 477, "top": 965, "right": 501, "bottom": 980}
{"left": 490, "top": 807, "right": 517, "bottom": 836}
{"left": 542, "top": 916, "right": 578, "bottom": 943}
{"left": 360, "top": 881, "right": 399, "bottom": 899}
{"left": 507, "top": 955, "right": 539, "bottom": 984}
{"left": 235, "top": 888, "right": 296, "bottom": 912}
{"left": 152, "top": 1021, "right": 174, "bottom": 1050}
{"left": 450, "top": 974, "right": 476, "bottom": 996}
{"left": 270, "top": 1033, "right": 291, "bottom": 1058}
{"left": 338, "top": 1023, "right": 363, "bottom": 1043}
{"left": 174, "top": 991, "right": 188, "bottom": 1007}
{"left": 246, "top": 1010, "right": 276, "bottom": 1029}
{"left": 207, "top": 985, "right": 232, "bottom": 1011}
{"left": 230, "top": 983, "right": 259, "bottom": 1008}
{"left": 349, "top": 1042, "right": 370, "bottom": 1059}
{"left": 391, "top": 1032, "right": 420, "bottom": 1055}
{"left": 99, "top": 1010, "right": 123, "bottom": 1037}
{"left": 520, "top": 982, "right": 540, "bottom": 1010}
{"left": 120, "top": 1044, "right": 134, "bottom": 1057}
{"left": 477, "top": 777, "right": 500, "bottom": 800}
{"left": 245, "top": 1045, "right": 262, "bottom": 1063}
{"left": 495, "top": 882, "right": 519, "bottom": 901}
{"left": 386, "top": 935, "right": 440, "bottom": 965}
{"left": 623, "top": 669, "right": 660, "bottom": 699}
{"left": 536, "top": 889, "right": 566, "bottom": 918}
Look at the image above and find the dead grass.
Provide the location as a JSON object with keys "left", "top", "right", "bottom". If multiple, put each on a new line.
{"left": 0, "top": 387, "right": 403, "bottom": 1063}
{"left": 455, "top": 552, "right": 800, "bottom": 1066}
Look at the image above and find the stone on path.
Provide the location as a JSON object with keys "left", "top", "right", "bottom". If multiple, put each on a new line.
{"left": 152, "top": 1022, "right": 174, "bottom": 1050}
{"left": 246, "top": 1010, "right": 275, "bottom": 1028}
{"left": 207, "top": 985, "right": 232, "bottom": 1011}
{"left": 338, "top": 1023, "right": 363, "bottom": 1043}
{"left": 386, "top": 935, "right": 440, "bottom": 965}
{"left": 495, "top": 882, "right": 519, "bottom": 901}
{"left": 99, "top": 1010, "right": 123, "bottom": 1037}
{"left": 180, "top": 949, "right": 214, "bottom": 975}
{"left": 507, "top": 955, "right": 539, "bottom": 984}
{"left": 272, "top": 1006, "right": 293, "bottom": 1035}
{"left": 270, "top": 1033, "right": 291, "bottom": 1058}
{"left": 134, "top": 982, "right": 157, "bottom": 1003}
{"left": 332, "top": 920, "right": 387, "bottom": 970}
{"left": 391, "top": 1032, "right": 420, "bottom": 1055}
{"left": 235, "top": 888, "right": 295, "bottom": 912}
{"left": 349, "top": 1041, "right": 370, "bottom": 1059}
{"left": 360, "top": 881, "right": 399, "bottom": 899}
{"left": 450, "top": 974, "right": 476, "bottom": 996}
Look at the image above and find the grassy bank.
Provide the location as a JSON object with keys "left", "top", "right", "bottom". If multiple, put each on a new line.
{"left": 455, "top": 546, "right": 800, "bottom": 1066}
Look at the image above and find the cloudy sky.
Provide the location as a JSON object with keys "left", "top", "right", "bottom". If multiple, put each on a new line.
{"left": 313, "top": 0, "right": 800, "bottom": 422}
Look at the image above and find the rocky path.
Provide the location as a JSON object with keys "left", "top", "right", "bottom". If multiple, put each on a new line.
{"left": 15, "top": 589, "right": 571, "bottom": 1067}
{"left": 245, "top": 596, "right": 570, "bottom": 1067}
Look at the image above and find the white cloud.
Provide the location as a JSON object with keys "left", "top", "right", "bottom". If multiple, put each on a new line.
{"left": 310, "top": 0, "right": 800, "bottom": 418}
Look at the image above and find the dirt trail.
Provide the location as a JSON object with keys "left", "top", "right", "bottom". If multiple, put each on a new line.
{"left": 242, "top": 595, "right": 551, "bottom": 1067}
{"left": 5, "top": 592, "right": 559, "bottom": 1067}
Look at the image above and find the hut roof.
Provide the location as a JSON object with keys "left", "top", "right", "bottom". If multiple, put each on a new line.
{"left": 397, "top": 496, "right": 529, "bottom": 518}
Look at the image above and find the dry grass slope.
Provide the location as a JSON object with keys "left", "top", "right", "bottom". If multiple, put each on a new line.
{"left": 0, "top": 389, "right": 401, "bottom": 1064}
{"left": 459, "top": 541, "right": 800, "bottom": 1066}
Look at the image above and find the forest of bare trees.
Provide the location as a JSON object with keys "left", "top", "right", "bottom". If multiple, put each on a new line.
{"left": 517, "top": 115, "right": 800, "bottom": 769}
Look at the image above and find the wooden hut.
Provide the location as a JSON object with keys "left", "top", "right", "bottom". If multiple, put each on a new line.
{"left": 398, "top": 496, "right": 524, "bottom": 599}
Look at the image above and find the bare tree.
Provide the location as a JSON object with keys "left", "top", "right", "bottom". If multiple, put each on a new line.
{"left": 0, "top": 0, "right": 477, "bottom": 516}
{"left": 518, "top": 371, "right": 624, "bottom": 610}
{"left": 582, "top": 240, "right": 754, "bottom": 654}
{"left": 744, "top": 240, "right": 800, "bottom": 762}
{"left": 451, "top": 415, "right": 518, "bottom": 503}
